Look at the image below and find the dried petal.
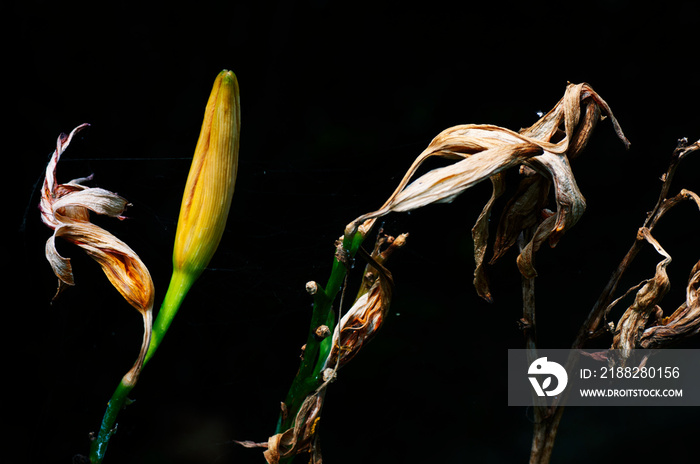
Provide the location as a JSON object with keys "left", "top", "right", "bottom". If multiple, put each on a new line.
{"left": 347, "top": 141, "right": 542, "bottom": 231}
{"left": 491, "top": 174, "right": 549, "bottom": 263}
{"left": 346, "top": 83, "right": 628, "bottom": 297}
{"left": 516, "top": 150, "right": 587, "bottom": 278}
{"left": 473, "top": 173, "right": 506, "bottom": 302}
{"left": 54, "top": 219, "right": 155, "bottom": 314}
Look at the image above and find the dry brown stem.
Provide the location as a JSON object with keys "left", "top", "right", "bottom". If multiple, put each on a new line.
{"left": 535, "top": 138, "right": 700, "bottom": 464}
{"left": 575, "top": 138, "right": 700, "bottom": 349}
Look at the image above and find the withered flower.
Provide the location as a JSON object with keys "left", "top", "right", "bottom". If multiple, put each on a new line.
{"left": 345, "top": 82, "right": 630, "bottom": 301}
{"left": 40, "top": 123, "right": 154, "bottom": 384}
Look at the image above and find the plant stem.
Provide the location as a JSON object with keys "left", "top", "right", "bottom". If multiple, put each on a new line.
{"left": 575, "top": 138, "right": 697, "bottom": 348}
{"left": 534, "top": 139, "right": 700, "bottom": 464}
{"left": 275, "top": 231, "right": 365, "bottom": 438}
{"left": 88, "top": 269, "right": 194, "bottom": 463}
{"left": 145, "top": 269, "right": 194, "bottom": 366}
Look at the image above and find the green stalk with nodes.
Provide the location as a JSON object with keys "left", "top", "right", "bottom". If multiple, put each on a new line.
{"left": 275, "top": 229, "right": 367, "bottom": 436}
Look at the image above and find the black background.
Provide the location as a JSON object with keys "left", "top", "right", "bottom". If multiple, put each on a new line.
{"left": 9, "top": 1, "right": 700, "bottom": 463}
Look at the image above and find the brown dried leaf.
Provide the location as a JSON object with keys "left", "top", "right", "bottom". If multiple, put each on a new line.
{"left": 325, "top": 265, "right": 393, "bottom": 370}
{"left": 264, "top": 384, "right": 326, "bottom": 463}
{"left": 640, "top": 260, "right": 700, "bottom": 348}
{"left": 611, "top": 228, "right": 672, "bottom": 355}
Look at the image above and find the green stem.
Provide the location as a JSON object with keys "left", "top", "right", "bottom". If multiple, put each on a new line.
{"left": 88, "top": 268, "right": 194, "bottom": 463}
{"left": 145, "top": 269, "right": 194, "bottom": 366}
{"left": 275, "top": 231, "right": 365, "bottom": 438}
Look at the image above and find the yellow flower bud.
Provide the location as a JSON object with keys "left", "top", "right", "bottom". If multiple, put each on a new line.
{"left": 173, "top": 70, "right": 240, "bottom": 280}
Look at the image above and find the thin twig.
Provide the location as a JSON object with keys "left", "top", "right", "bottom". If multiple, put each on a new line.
{"left": 577, "top": 138, "right": 699, "bottom": 348}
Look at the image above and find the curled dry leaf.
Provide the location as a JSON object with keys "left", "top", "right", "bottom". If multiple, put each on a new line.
{"left": 639, "top": 259, "right": 700, "bottom": 348}
{"left": 611, "top": 228, "right": 672, "bottom": 357}
{"left": 264, "top": 382, "right": 326, "bottom": 464}
{"left": 325, "top": 232, "right": 406, "bottom": 371}
{"left": 40, "top": 124, "right": 154, "bottom": 384}
{"left": 325, "top": 270, "right": 393, "bottom": 371}
{"left": 345, "top": 83, "right": 629, "bottom": 300}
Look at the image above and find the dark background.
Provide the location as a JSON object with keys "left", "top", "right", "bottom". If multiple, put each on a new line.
{"left": 9, "top": 1, "right": 699, "bottom": 463}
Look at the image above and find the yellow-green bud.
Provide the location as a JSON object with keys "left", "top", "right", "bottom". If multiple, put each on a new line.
{"left": 173, "top": 70, "right": 240, "bottom": 279}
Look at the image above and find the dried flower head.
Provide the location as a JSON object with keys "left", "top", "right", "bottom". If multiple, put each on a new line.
{"left": 40, "top": 123, "right": 154, "bottom": 383}
{"left": 345, "top": 82, "right": 630, "bottom": 301}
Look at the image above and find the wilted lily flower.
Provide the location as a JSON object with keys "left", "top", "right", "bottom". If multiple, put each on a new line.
{"left": 346, "top": 82, "right": 630, "bottom": 301}
{"left": 40, "top": 123, "right": 154, "bottom": 383}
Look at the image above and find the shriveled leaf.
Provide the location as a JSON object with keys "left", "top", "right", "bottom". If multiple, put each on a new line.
{"left": 324, "top": 275, "right": 392, "bottom": 370}
{"left": 264, "top": 385, "right": 326, "bottom": 464}
{"left": 611, "top": 228, "right": 672, "bottom": 355}
{"left": 640, "top": 260, "right": 700, "bottom": 348}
